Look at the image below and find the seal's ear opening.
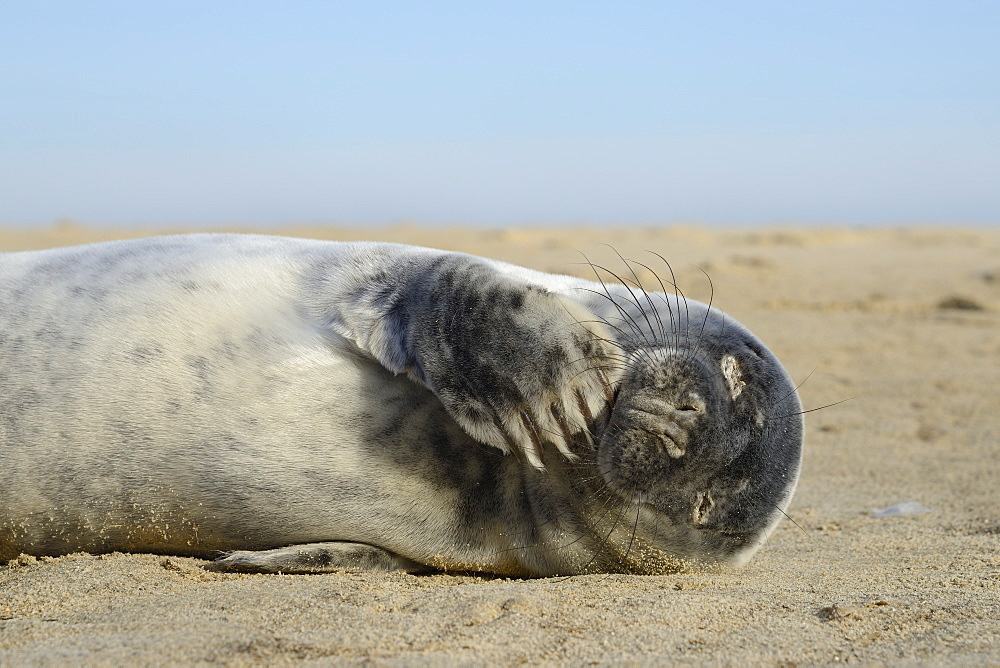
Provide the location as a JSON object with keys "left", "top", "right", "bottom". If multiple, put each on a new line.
{"left": 720, "top": 354, "right": 746, "bottom": 400}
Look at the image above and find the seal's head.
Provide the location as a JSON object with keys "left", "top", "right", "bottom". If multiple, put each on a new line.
{"left": 595, "top": 306, "right": 803, "bottom": 568}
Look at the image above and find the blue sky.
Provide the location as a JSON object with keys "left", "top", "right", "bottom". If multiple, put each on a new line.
{"left": 2, "top": 1, "right": 998, "bottom": 227}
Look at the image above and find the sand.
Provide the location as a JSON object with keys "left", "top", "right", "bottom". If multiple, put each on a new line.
{"left": 1, "top": 224, "right": 997, "bottom": 665}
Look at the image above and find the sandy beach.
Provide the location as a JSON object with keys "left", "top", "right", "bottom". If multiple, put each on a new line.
{"left": 1, "top": 224, "right": 997, "bottom": 665}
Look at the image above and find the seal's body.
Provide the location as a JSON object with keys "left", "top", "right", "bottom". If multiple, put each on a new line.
{"left": 0, "top": 235, "right": 802, "bottom": 576}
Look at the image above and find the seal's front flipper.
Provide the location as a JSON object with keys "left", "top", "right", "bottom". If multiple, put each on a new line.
{"left": 400, "top": 259, "right": 619, "bottom": 468}
{"left": 214, "top": 541, "right": 430, "bottom": 574}
{"left": 329, "top": 249, "right": 619, "bottom": 469}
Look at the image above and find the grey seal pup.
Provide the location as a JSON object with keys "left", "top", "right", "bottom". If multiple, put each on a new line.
{"left": 0, "top": 234, "right": 803, "bottom": 576}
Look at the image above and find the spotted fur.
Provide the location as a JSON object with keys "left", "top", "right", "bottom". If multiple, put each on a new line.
{"left": 0, "top": 234, "right": 803, "bottom": 576}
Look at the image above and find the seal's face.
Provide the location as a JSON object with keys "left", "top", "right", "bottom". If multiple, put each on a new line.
{"left": 596, "top": 330, "right": 803, "bottom": 567}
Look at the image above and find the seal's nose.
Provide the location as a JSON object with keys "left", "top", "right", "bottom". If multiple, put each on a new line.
{"left": 614, "top": 391, "right": 707, "bottom": 459}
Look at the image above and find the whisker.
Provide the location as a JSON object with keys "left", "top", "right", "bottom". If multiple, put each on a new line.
{"left": 620, "top": 490, "right": 643, "bottom": 573}
{"left": 693, "top": 265, "right": 715, "bottom": 359}
{"left": 770, "top": 367, "right": 817, "bottom": 412}
{"left": 587, "top": 251, "right": 648, "bottom": 342}
{"left": 573, "top": 257, "right": 649, "bottom": 345}
{"left": 649, "top": 251, "right": 691, "bottom": 354}
{"left": 642, "top": 252, "right": 682, "bottom": 350}
{"left": 586, "top": 260, "right": 657, "bottom": 348}
{"left": 602, "top": 245, "right": 663, "bottom": 350}
{"left": 573, "top": 486, "right": 633, "bottom": 576}
{"left": 623, "top": 259, "right": 672, "bottom": 345}
{"left": 773, "top": 504, "right": 810, "bottom": 538}
{"left": 573, "top": 292, "right": 657, "bottom": 367}
{"left": 768, "top": 397, "right": 855, "bottom": 421}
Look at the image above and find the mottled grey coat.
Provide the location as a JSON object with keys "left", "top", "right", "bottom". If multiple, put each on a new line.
{"left": 0, "top": 235, "right": 802, "bottom": 576}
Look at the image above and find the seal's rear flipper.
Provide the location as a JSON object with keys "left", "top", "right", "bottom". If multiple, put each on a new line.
{"left": 213, "top": 542, "right": 430, "bottom": 574}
